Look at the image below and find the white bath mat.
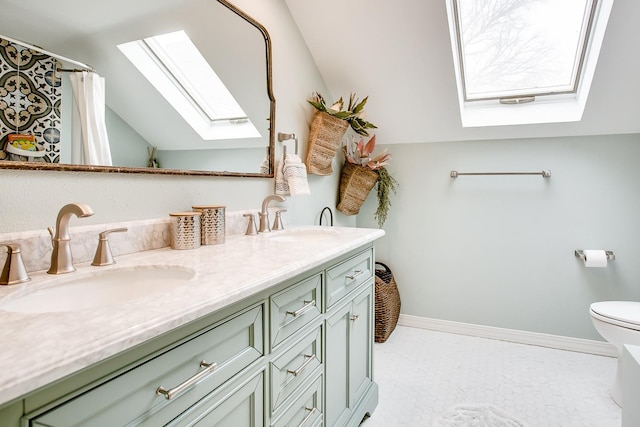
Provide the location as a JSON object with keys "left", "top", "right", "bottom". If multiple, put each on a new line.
{"left": 430, "top": 403, "right": 528, "bottom": 427}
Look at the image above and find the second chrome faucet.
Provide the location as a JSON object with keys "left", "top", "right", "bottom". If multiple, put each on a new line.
{"left": 258, "top": 194, "right": 285, "bottom": 233}
{"left": 48, "top": 203, "right": 94, "bottom": 274}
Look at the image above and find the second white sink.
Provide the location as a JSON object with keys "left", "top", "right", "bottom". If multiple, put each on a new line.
{"left": 266, "top": 228, "right": 338, "bottom": 243}
{"left": 0, "top": 265, "right": 195, "bottom": 314}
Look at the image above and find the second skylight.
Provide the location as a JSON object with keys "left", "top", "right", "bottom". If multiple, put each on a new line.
{"left": 453, "top": 0, "right": 595, "bottom": 102}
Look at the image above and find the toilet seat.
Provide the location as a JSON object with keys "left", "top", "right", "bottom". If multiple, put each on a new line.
{"left": 590, "top": 301, "right": 640, "bottom": 331}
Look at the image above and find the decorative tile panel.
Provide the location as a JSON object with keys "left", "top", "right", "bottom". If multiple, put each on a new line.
{"left": 0, "top": 37, "right": 61, "bottom": 163}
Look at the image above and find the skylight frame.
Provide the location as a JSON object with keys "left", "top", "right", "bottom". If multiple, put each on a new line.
{"left": 118, "top": 30, "right": 260, "bottom": 141}
{"left": 445, "top": 0, "right": 615, "bottom": 127}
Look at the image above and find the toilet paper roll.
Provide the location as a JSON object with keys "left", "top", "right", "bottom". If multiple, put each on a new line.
{"left": 583, "top": 250, "right": 608, "bottom": 267}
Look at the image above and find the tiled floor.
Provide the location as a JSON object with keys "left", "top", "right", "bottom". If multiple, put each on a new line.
{"left": 361, "top": 326, "right": 621, "bottom": 426}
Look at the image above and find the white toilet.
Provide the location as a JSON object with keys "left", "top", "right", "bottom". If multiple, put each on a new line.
{"left": 589, "top": 301, "right": 640, "bottom": 406}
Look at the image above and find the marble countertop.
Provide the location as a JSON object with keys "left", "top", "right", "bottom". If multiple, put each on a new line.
{"left": 0, "top": 226, "right": 384, "bottom": 405}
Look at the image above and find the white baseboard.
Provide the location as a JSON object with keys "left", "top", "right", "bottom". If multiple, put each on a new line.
{"left": 398, "top": 314, "right": 619, "bottom": 358}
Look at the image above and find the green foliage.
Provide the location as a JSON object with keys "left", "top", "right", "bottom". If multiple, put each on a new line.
{"left": 307, "top": 92, "right": 377, "bottom": 136}
{"left": 374, "top": 166, "right": 398, "bottom": 228}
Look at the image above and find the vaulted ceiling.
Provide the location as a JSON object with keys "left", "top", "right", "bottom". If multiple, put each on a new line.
{"left": 285, "top": 0, "right": 640, "bottom": 144}
{"left": 3, "top": 0, "right": 639, "bottom": 148}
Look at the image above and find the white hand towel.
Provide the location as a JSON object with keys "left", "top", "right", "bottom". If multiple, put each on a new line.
{"left": 283, "top": 153, "right": 311, "bottom": 196}
{"left": 275, "top": 157, "right": 289, "bottom": 195}
{"left": 259, "top": 156, "right": 269, "bottom": 174}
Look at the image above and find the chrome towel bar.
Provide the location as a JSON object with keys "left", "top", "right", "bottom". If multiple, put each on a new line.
{"left": 450, "top": 170, "right": 551, "bottom": 178}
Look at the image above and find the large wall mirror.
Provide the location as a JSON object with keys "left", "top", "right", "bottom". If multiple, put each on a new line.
{"left": 0, "top": 0, "right": 274, "bottom": 177}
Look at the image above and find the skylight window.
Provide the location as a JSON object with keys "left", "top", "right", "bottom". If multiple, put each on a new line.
{"left": 118, "top": 30, "right": 260, "bottom": 141}
{"left": 446, "top": 0, "right": 614, "bottom": 127}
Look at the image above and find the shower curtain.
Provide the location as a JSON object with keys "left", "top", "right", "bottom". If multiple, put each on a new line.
{"left": 68, "top": 71, "right": 113, "bottom": 166}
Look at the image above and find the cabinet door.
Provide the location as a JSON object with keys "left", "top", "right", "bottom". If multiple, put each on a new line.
{"left": 349, "top": 286, "right": 373, "bottom": 408}
{"left": 324, "top": 285, "right": 373, "bottom": 427}
{"left": 325, "top": 300, "right": 352, "bottom": 427}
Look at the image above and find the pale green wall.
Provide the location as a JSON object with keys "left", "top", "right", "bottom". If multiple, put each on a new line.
{"left": 357, "top": 134, "right": 640, "bottom": 341}
{"left": 106, "top": 107, "right": 151, "bottom": 168}
{"left": 0, "top": 0, "right": 353, "bottom": 233}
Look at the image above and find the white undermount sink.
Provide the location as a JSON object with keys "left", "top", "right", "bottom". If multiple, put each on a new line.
{"left": 0, "top": 265, "right": 195, "bottom": 314}
{"left": 265, "top": 228, "right": 338, "bottom": 242}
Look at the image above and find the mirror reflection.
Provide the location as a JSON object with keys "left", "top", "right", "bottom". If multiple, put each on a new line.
{"left": 0, "top": 0, "right": 274, "bottom": 177}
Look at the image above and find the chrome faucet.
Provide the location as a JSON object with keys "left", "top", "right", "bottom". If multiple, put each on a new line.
{"left": 47, "top": 203, "right": 94, "bottom": 274}
{"left": 259, "top": 194, "right": 285, "bottom": 233}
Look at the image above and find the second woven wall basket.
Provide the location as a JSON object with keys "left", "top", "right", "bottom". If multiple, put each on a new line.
{"left": 336, "top": 162, "right": 379, "bottom": 215}
{"left": 305, "top": 110, "right": 349, "bottom": 176}
{"left": 374, "top": 262, "right": 401, "bottom": 343}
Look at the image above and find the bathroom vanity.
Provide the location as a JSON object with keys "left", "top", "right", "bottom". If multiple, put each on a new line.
{"left": 0, "top": 226, "right": 383, "bottom": 426}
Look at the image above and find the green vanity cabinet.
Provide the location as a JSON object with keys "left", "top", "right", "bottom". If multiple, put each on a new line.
{"left": 4, "top": 243, "right": 378, "bottom": 427}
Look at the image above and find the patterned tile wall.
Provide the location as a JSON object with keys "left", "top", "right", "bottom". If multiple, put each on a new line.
{"left": 0, "top": 37, "right": 61, "bottom": 163}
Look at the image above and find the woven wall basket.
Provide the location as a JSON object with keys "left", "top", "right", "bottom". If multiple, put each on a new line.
{"left": 336, "top": 162, "right": 379, "bottom": 215}
{"left": 305, "top": 111, "right": 349, "bottom": 176}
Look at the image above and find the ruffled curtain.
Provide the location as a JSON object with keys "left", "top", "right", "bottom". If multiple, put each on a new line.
{"left": 68, "top": 71, "right": 112, "bottom": 166}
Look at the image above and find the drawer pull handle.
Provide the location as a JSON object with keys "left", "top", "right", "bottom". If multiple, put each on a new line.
{"left": 345, "top": 269, "right": 364, "bottom": 281}
{"left": 287, "top": 354, "right": 316, "bottom": 377}
{"left": 156, "top": 360, "right": 217, "bottom": 400}
{"left": 350, "top": 314, "right": 360, "bottom": 321}
{"left": 299, "top": 407, "right": 320, "bottom": 427}
{"left": 286, "top": 299, "right": 316, "bottom": 317}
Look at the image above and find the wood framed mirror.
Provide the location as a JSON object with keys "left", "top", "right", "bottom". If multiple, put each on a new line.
{"left": 0, "top": 0, "right": 275, "bottom": 178}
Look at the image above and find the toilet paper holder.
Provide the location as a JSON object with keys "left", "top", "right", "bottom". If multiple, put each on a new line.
{"left": 574, "top": 250, "right": 615, "bottom": 261}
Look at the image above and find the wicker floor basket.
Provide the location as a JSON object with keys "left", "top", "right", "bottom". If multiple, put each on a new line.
{"left": 374, "top": 262, "right": 401, "bottom": 343}
{"left": 305, "top": 110, "right": 349, "bottom": 176}
{"left": 336, "top": 162, "right": 379, "bottom": 215}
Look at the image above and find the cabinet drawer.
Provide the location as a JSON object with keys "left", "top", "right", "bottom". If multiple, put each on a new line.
{"left": 167, "top": 370, "right": 264, "bottom": 427}
{"left": 271, "top": 374, "right": 323, "bottom": 427}
{"left": 270, "top": 273, "right": 322, "bottom": 349}
{"left": 270, "top": 326, "right": 322, "bottom": 412}
{"left": 31, "top": 305, "right": 264, "bottom": 427}
{"left": 325, "top": 249, "right": 373, "bottom": 308}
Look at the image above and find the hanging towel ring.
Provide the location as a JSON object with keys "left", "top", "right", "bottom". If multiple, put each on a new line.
{"left": 278, "top": 132, "right": 298, "bottom": 155}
